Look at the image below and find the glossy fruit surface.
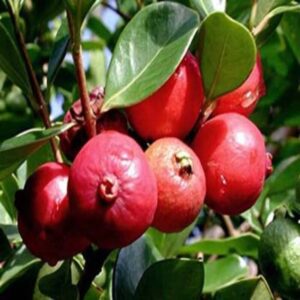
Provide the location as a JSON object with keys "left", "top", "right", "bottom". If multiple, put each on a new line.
{"left": 68, "top": 131, "right": 158, "bottom": 249}
{"left": 212, "top": 56, "right": 265, "bottom": 117}
{"left": 126, "top": 52, "right": 204, "bottom": 141}
{"left": 60, "top": 86, "right": 127, "bottom": 161}
{"left": 259, "top": 217, "right": 300, "bottom": 299}
{"left": 192, "top": 113, "right": 267, "bottom": 215}
{"left": 146, "top": 138, "right": 206, "bottom": 232}
{"left": 16, "top": 162, "right": 89, "bottom": 266}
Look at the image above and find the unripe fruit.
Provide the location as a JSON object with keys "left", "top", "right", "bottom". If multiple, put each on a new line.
{"left": 60, "top": 86, "right": 128, "bottom": 161}
{"left": 126, "top": 52, "right": 205, "bottom": 141}
{"left": 212, "top": 56, "right": 265, "bottom": 117}
{"left": 259, "top": 217, "right": 300, "bottom": 299}
{"left": 146, "top": 138, "right": 206, "bottom": 232}
{"left": 68, "top": 131, "right": 158, "bottom": 249}
{"left": 16, "top": 162, "right": 89, "bottom": 266}
{"left": 192, "top": 113, "right": 268, "bottom": 215}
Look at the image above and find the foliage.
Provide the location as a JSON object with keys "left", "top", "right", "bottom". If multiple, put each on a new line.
{"left": 0, "top": 0, "right": 299, "bottom": 299}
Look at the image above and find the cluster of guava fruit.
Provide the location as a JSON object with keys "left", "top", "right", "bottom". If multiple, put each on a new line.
{"left": 15, "top": 52, "right": 271, "bottom": 266}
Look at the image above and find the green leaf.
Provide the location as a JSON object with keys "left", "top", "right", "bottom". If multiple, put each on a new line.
{"left": 214, "top": 276, "right": 274, "bottom": 300}
{"left": 0, "top": 174, "right": 19, "bottom": 221}
{"left": 102, "top": 2, "right": 200, "bottom": 112}
{"left": 198, "top": 12, "right": 256, "bottom": 100}
{"left": 226, "top": 0, "right": 252, "bottom": 24}
{"left": 47, "top": 18, "right": 70, "bottom": 87}
{"left": 38, "top": 261, "right": 78, "bottom": 300}
{"left": 134, "top": 259, "right": 204, "bottom": 300}
{"left": 266, "top": 155, "right": 300, "bottom": 195}
{"left": 253, "top": 0, "right": 293, "bottom": 26}
{"left": 253, "top": 4, "right": 300, "bottom": 37}
{"left": 0, "top": 245, "right": 41, "bottom": 292}
{"left": 113, "top": 236, "right": 161, "bottom": 300}
{"left": 7, "top": 0, "right": 24, "bottom": 17}
{"left": 0, "top": 123, "right": 74, "bottom": 180}
{"left": 203, "top": 255, "right": 248, "bottom": 294}
{"left": 64, "top": 0, "right": 97, "bottom": 28}
{"left": 87, "top": 15, "right": 112, "bottom": 44}
{"left": 191, "top": 0, "right": 226, "bottom": 18}
{"left": 282, "top": 12, "right": 300, "bottom": 64}
{"left": 0, "top": 15, "right": 31, "bottom": 97}
{"left": 180, "top": 233, "right": 260, "bottom": 259}
{"left": 146, "top": 221, "right": 195, "bottom": 258}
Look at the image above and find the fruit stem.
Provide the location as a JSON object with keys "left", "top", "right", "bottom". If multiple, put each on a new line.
{"left": 66, "top": 10, "right": 96, "bottom": 139}
{"left": 6, "top": 1, "right": 63, "bottom": 163}
{"left": 79, "top": 247, "right": 111, "bottom": 300}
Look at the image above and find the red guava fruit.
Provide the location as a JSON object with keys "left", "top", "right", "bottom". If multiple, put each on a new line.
{"left": 145, "top": 138, "right": 206, "bottom": 233}
{"left": 192, "top": 113, "right": 270, "bottom": 215}
{"left": 15, "top": 162, "right": 90, "bottom": 266}
{"left": 126, "top": 52, "right": 205, "bottom": 141}
{"left": 68, "top": 131, "right": 158, "bottom": 249}
{"left": 211, "top": 56, "right": 265, "bottom": 117}
{"left": 60, "top": 86, "right": 128, "bottom": 161}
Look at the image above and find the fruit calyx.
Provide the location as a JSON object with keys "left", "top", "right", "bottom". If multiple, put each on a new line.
{"left": 174, "top": 151, "right": 193, "bottom": 177}
{"left": 98, "top": 175, "right": 119, "bottom": 204}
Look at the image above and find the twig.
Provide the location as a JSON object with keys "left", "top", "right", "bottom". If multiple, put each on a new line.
{"left": 221, "top": 215, "right": 239, "bottom": 237}
{"left": 6, "top": 1, "right": 63, "bottom": 163}
{"left": 67, "top": 11, "right": 96, "bottom": 139}
{"left": 101, "top": 1, "right": 131, "bottom": 22}
{"left": 78, "top": 247, "right": 111, "bottom": 300}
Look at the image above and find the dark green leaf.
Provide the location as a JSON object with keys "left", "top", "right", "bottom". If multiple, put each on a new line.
{"left": 47, "top": 18, "right": 70, "bottom": 87}
{"left": 87, "top": 15, "right": 112, "bottom": 44}
{"left": 0, "top": 174, "right": 19, "bottom": 221}
{"left": 0, "top": 15, "right": 31, "bottom": 97}
{"left": 146, "top": 221, "right": 195, "bottom": 258}
{"left": 134, "top": 259, "right": 204, "bottom": 300}
{"left": 0, "top": 245, "right": 41, "bottom": 292}
{"left": 203, "top": 255, "right": 248, "bottom": 293}
{"left": 214, "top": 276, "right": 273, "bottom": 300}
{"left": 38, "top": 260, "right": 78, "bottom": 300}
{"left": 226, "top": 0, "right": 252, "bottom": 24}
{"left": 0, "top": 228, "right": 12, "bottom": 261}
{"left": 113, "top": 236, "right": 161, "bottom": 300}
{"left": 102, "top": 2, "right": 200, "bottom": 112}
{"left": 0, "top": 123, "right": 74, "bottom": 180}
{"left": 198, "top": 12, "right": 256, "bottom": 100}
{"left": 180, "top": 233, "right": 260, "bottom": 259}
{"left": 282, "top": 12, "right": 300, "bottom": 64}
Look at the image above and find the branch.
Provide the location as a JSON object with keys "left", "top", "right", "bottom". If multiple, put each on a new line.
{"left": 6, "top": 1, "right": 63, "bottom": 163}
{"left": 221, "top": 215, "right": 239, "bottom": 237}
{"left": 67, "top": 11, "right": 96, "bottom": 139}
{"left": 101, "top": 1, "right": 131, "bottom": 22}
{"left": 78, "top": 247, "right": 111, "bottom": 300}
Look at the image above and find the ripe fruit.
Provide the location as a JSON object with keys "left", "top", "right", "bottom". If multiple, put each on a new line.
{"left": 68, "top": 131, "right": 158, "bottom": 249}
{"left": 146, "top": 138, "right": 206, "bottom": 232}
{"left": 60, "top": 86, "right": 128, "bottom": 161}
{"left": 259, "top": 217, "right": 300, "bottom": 299}
{"left": 16, "top": 162, "right": 89, "bottom": 266}
{"left": 212, "top": 56, "right": 265, "bottom": 117}
{"left": 192, "top": 113, "right": 268, "bottom": 215}
{"left": 126, "top": 52, "right": 205, "bottom": 141}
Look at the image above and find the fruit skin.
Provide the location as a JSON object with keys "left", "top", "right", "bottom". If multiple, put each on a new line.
{"left": 16, "top": 162, "right": 89, "bottom": 266}
{"left": 212, "top": 56, "right": 265, "bottom": 117}
{"left": 126, "top": 52, "right": 205, "bottom": 141}
{"left": 146, "top": 138, "right": 206, "bottom": 233}
{"left": 60, "top": 86, "right": 128, "bottom": 161}
{"left": 68, "top": 131, "right": 158, "bottom": 249}
{"left": 259, "top": 217, "right": 300, "bottom": 299}
{"left": 192, "top": 113, "right": 268, "bottom": 215}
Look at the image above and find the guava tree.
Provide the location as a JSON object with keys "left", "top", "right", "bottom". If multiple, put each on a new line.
{"left": 0, "top": 0, "right": 300, "bottom": 299}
